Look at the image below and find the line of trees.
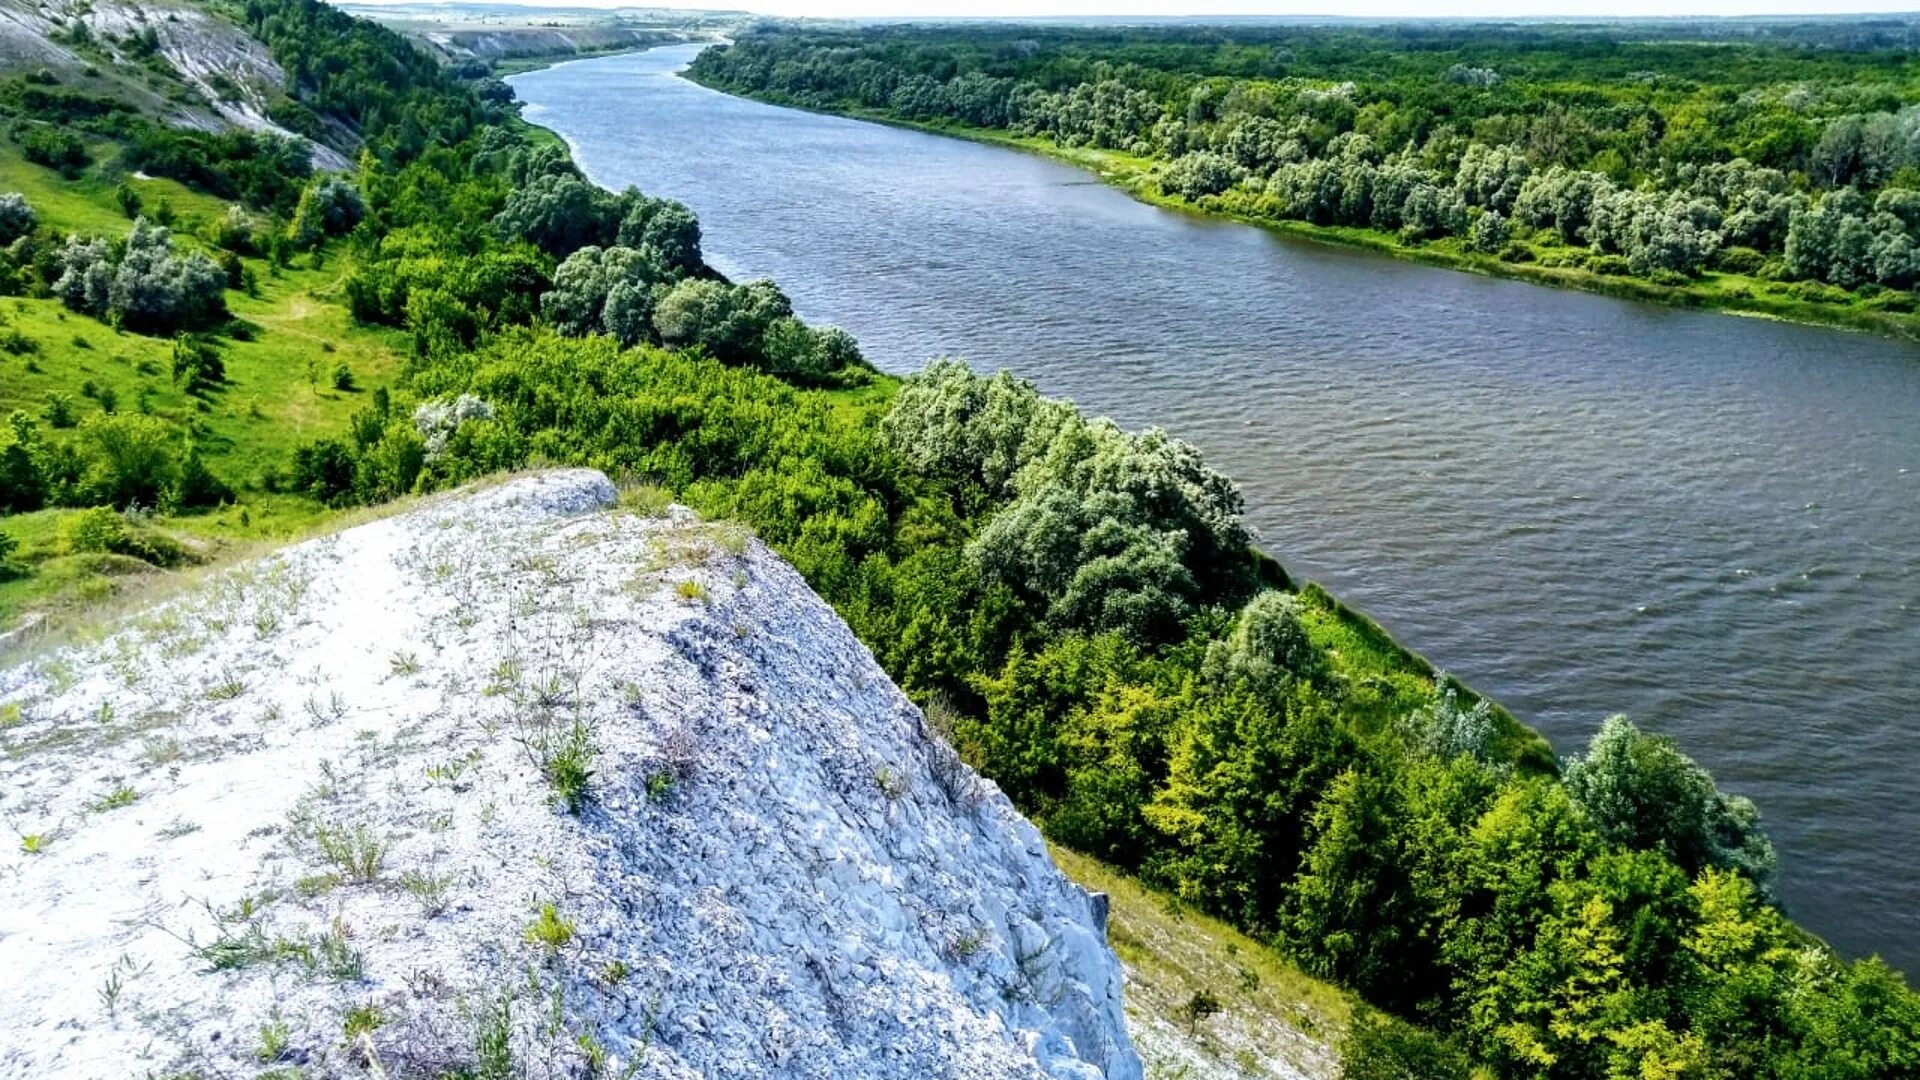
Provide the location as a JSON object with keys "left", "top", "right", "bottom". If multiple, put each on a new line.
{"left": 689, "top": 24, "right": 1920, "bottom": 300}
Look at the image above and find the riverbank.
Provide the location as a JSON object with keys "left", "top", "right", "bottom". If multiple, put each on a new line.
{"left": 681, "top": 76, "right": 1920, "bottom": 343}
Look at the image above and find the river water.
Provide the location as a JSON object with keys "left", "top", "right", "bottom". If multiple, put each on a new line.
{"left": 511, "top": 44, "right": 1920, "bottom": 972}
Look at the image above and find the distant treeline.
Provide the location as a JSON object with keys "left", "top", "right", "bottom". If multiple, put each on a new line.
{"left": 690, "top": 22, "right": 1920, "bottom": 315}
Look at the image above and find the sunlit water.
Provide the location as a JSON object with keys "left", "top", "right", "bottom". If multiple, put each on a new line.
{"left": 513, "top": 45, "right": 1920, "bottom": 972}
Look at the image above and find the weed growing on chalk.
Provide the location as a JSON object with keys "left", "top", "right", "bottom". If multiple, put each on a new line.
{"left": 425, "top": 753, "right": 475, "bottom": 788}
{"left": 947, "top": 926, "right": 992, "bottom": 961}
{"left": 304, "top": 691, "right": 347, "bottom": 725}
{"left": 257, "top": 1013, "right": 291, "bottom": 1063}
{"left": 524, "top": 903, "right": 575, "bottom": 955}
{"left": 20, "top": 832, "right": 49, "bottom": 854}
{"left": 206, "top": 669, "right": 247, "bottom": 701}
{"left": 197, "top": 916, "right": 364, "bottom": 983}
{"left": 473, "top": 992, "right": 515, "bottom": 1080}
{"left": 644, "top": 769, "right": 675, "bottom": 805}
{"left": 314, "top": 823, "right": 387, "bottom": 883}
{"left": 157, "top": 817, "right": 200, "bottom": 839}
{"left": 484, "top": 658, "right": 522, "bottom": 696}
{"left": 88, "top": 783, "right": 139, "bottom": 812}
{"left": 873, "top": 765, "right": 909, "bottom": 801}
{"left": 97, "top": 954, "right": 147, "bottom": 1019}
{"left": 542, "top": 721, "right": 596, "bottom": 814}
{"left": 388, "top": 650, "right": 422, "bottom": 677}
{"left": 674, "top": 579, "right": 709, "bottom": 605}
{"left": 343, "top": 1002, "right": 384, "bottom": 1040}
{"left": 617, "top": 480, "right": 674, "bottom": 518}
{"left": 0, "top": 702, "right": 20, "bottom": 728}
{"left": 400, "top": 868, "right": 455, "bottom": 917}
{"left": 140, "top": 735, "right": 183, "bottom": 766}
{"left": 296, "top": 872, "right": 342, "bottom": 899}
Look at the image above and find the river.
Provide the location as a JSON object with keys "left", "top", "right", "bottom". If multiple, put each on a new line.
{"left": 510, "top": 44, "right": 1920, "bottom": 972}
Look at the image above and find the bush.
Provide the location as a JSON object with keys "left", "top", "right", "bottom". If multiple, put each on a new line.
{"left": 76, "top": 413, "right": 178, "bottom": 508}
{"left": 1713, "top": 245, "right": 1768, "bottom": 275}
{"left": 1467, "top": 209, "right": 1511, "bottom": 253}
{"left": 170, "top": 334, "right": 225, "bottom": 394}
{"left": 58, "top": 505, "right": 184, "bottom": 566}
{"left": 15, "top": 122, "right": 88, "bottom": 177}
{"left": 59, "top": 506, "right": 129, "bottom": 555}
{"left": 1340, "top": 1013, "right": 1473, "bottom": 1080}
{"left": 0, "top": 193, "right": 35, "bottom": 245}
{"left": 286, "top": 176, "right": 365, "bottom": 248}
{"left": 1161, "top": 151, "right": 1242, "bottom": 201}
{"left": 54, "top": 219, "right": 227, "bottom": 332}
{"left": 114, "top": 183, "right": 143, "bottom": 220}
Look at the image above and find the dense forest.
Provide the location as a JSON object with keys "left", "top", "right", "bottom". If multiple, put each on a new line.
{"left": 688, "top": 20, "right": 1920, "bottom": 335}
{"left": 2, "top": 7, "right": 1918, "bottom": 1077}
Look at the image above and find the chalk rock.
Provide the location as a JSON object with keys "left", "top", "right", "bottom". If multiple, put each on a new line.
{"left": 0, "top": 470, "right": 1141, "bottom": 1080}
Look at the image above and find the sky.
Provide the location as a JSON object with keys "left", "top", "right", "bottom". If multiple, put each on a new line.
{"left": 520, "top": 1, "right": 1920, "bottom": 16}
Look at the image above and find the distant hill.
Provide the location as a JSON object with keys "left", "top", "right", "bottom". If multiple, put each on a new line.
{"left": 0, "top": 0, "right": 349, "bottom": 167}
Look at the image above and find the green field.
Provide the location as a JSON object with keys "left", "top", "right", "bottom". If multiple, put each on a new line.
{"left": 0, "top": 146, "right": 406, "bottom": 625}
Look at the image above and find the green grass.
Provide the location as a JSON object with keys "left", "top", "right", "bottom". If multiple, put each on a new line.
{"left": 1297, "top": 582, "right": 1555, "bottom": 771}
{"left": 1052, "top": 845, "right": 1352, "bottom": 1079}
{"left": 0, "top": 146, "right": 407, "bottom": 627}
{"left": 0, "top": 143, "right": 230, "bottom": 238}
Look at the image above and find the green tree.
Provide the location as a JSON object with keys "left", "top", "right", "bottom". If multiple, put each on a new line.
{"left": 1563, "top": 715, "right": 1777, "bottom": 891}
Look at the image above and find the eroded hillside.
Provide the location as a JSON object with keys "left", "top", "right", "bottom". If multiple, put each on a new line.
{"left": 0, "top": 470, "right": 1140, "bottom": 1079}
{"left": 0, "top": 0, "right": 351, "bottom": 165}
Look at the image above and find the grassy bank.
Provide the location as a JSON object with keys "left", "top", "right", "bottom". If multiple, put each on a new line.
{"left": 1053, "top": 845, "right": 1351, "bottom": 1079}
{"left": 0, "top": 147, "right": 407, "bottom": 625}
{"left": 681, "top": 79, "right": 1920, "bottom": 342}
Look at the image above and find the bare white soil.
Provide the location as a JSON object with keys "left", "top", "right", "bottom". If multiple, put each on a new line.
{"left": 0, "top": 470, "right": 1140, "bottom": 1080}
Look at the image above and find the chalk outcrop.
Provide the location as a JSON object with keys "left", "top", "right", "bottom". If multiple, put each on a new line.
{"left": 0, "top": 470, "right": 1141, "bottom": 1079}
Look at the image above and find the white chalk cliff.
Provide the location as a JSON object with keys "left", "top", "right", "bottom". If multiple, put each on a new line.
{"left": 0, "top": 470, "right": 1141, "bottom": 1079}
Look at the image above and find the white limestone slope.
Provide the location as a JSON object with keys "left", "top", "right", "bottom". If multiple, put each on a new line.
{"left": 0, "top": 470, "right": 1142, "bottom": 1080}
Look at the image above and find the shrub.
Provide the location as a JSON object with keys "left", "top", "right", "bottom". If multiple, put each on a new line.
{"left": 286, "top": 176, "right": 365, "bottom": 248}
{"left": 1467, "top": 209, "right": 1511, "bottom": 253}
{"left": 1713, "top": 245, "right": 1768, "bottom": 275}
{"left": 1161, "top": 151, "right": 1242, "bottom": 201}
{"left": 524, "top": 903, "right": 575, "bottom": 953}
{"left": 1340, "top": 1013, "right": 1473, "bottom": 1080}
{"left": 0, "top": 193, "right": 35, "bottom": 245}
{"left": 60, "top": 505, "right": 132, "bottom": 555}
{"left": 41, "top": 393, "right": 74, "bottom": 428}
{"left": 15, "top": 122, "right": 88, "bottom": 176}
{"left": 55, "top": 219, "right": 228, "bottom": 331}
{"left": 114, "top": 183, "right": 143, "bottom": 220}
{"left": 1174, "top": 989, "right": 1222, "bottom": 1034}
{"left": 170, "top": 334, "right": 225, "bottom": 394}
{"left": 169, "top": 441, "right": 231, "bottom": 509}
{"left": 76, "top": 413, "right": 178, "bottom": 507}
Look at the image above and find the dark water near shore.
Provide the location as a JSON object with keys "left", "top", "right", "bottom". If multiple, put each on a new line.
{"left": 512, "top": 44, "right": 1920, "bottom": 972}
